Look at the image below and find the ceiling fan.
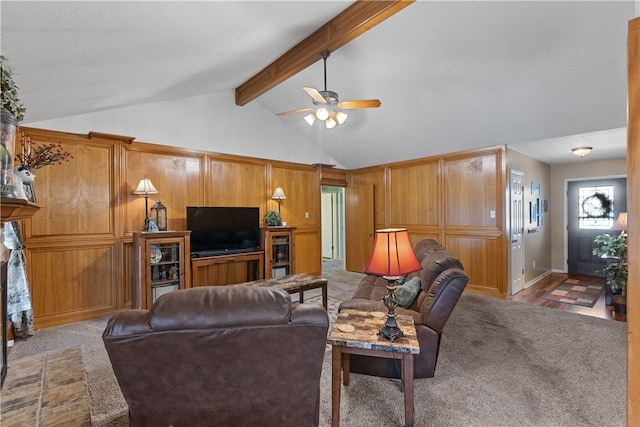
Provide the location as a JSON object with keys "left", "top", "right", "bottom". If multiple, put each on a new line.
{"left": 276, "top": 50, "right": 381, "bottom": 129}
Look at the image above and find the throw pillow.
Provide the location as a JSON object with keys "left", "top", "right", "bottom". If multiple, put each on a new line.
{"left": 395, "top": 276, "right": 421, "bottom": 308}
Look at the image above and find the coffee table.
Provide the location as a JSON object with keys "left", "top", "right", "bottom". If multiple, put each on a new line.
{"left": 327, "top": 309, "right": 420, "bottom": 427}
{"left": 237, "top": 273, "right": 328, "bottom": 308}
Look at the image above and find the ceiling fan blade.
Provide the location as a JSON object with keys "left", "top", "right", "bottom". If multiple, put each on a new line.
{"left": 303, "top": 86, "right": 327, "bottom": 104}
{"left": 337, "top": 99, "right": 381, "bottom": 110}
{"left": 276, "top": 107, "right": 312, "bottom": 116}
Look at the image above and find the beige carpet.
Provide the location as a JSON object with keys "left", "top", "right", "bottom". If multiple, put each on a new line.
{"left": 4, "top": 291, "right": 627, "bottom": 427}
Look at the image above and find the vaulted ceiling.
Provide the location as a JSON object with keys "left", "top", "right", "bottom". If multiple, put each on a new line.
{"left": 1, "top": 1, "right": 633, "bottom": 169}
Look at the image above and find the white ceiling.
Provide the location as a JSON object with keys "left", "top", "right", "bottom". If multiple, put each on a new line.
{"left": 1, "top": 1, "right": 634, "bottom": 169}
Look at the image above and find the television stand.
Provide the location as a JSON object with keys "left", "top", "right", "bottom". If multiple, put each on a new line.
{"left": 191, "top": 250, "right": 264, "bottom": 287}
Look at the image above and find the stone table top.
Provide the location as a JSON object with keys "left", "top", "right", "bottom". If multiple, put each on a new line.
{"left": 327, "top": 309, "right": 420, "bottom": 354}
{"left": 236, "top": 273, "right": 327, "bottom": 291}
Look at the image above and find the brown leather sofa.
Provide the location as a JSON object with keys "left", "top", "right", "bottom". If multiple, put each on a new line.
{"left": 103, "top": 286, "right": 329, "bottom": 427}
{"left": 339, "top": 239, "right": 468, "bottom": 379}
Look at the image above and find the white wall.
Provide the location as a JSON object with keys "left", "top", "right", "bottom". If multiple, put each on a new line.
{"left": 549, "top": 158, "right": 627, "bottom": 271}
{"left": 25, "top": 90, "right": 344, "bottom": 168}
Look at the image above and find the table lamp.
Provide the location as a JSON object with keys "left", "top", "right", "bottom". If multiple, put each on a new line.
{"left": 133, "top": 177, "right": 159, "bottom": 231}
{"left": 364, "top": 228, "right": 422, "bottom": 341}
{"left": 271, "top": 186, "right": 286, "bottom": 213}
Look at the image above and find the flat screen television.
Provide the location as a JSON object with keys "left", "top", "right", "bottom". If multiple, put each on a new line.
{"left": 186, "top": 206, "right": 261, "bottom": 257}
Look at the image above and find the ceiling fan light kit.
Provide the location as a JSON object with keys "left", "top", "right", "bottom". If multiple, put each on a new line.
{"left": 276, "top": 50, "right": 380, "bottom": 129}
{"left": 316, "top": 107, "right": 330, "bottom": 121}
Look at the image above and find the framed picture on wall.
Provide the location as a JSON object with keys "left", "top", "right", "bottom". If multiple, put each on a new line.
{"left": 537, "top": 197, "right": 543, "bottom": 226}
{"left": 530, "top": 200, "right": 537, "bottom": 223}
{"left": 531, "top": 182, "right": 541, "bottom": 196}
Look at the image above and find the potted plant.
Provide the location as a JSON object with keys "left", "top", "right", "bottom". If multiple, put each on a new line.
{"left": 264, "top": 210, "right": 282, "bottom": 227}
{"left": 592, "top": 230, "right": 627, "bottom": 316}
{"left": 1, "top": 55, "right": 26, "bottom": 198}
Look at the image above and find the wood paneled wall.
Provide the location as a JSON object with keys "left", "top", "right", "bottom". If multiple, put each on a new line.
{"left": 19, "top": 126, "right": 507, "bottom": 328}
{"left": 18, "top": 127, "right": 322, "bottom": 328}
{"left": 348, "top": 146, "right": 507, "bottom": 297}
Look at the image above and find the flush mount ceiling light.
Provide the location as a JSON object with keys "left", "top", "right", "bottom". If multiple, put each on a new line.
{"left": 571, "top": 146, "right": 593, "bottom": 157}
{"left": 277, "top": 50, "right": 381, "bottom": 129}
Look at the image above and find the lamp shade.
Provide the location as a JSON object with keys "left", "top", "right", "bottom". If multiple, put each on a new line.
{"left": 304, "top": 113, "right": 316, "bottom": 126}
{"left": 271, "top": 186, "right": 287, "bottom": 200}
{"left": 364, "top": 228, "right": 422, "bottom": 278}
{"left": 336, "top": 111, "right": 348, "bottom": 125}
{"left": 612, "top": 212, "right": 627, "bottom": 231}
{"left": 133, "top": 177, "right": 159, "bottom": 195}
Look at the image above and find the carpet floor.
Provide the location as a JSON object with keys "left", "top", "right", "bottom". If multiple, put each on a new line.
{"left": 3, "top": 287, "right": 627, "bottom": 426}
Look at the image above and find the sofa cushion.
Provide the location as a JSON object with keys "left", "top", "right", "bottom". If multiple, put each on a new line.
{"left": 395, "top": 276, "right": 421, "bottom": 308}
{"left": 418, "top": 250, "right": 464, "bottom": 292}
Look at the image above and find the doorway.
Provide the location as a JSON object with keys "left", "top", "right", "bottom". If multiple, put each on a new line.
{"left": 321, "top": 186, "right": 345, "bottom": 270}
{"left": 510, "top": 170, "right": 525, "bottom": 295}
{"left": 566, "top": 177, "right": 627, "bottom": 276}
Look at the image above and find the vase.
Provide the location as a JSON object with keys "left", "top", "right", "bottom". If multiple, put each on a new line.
{"left": 0, "top": 108, "right": 18, "bottom": 198}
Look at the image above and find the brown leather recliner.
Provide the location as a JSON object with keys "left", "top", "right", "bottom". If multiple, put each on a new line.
{"left": 339, "top": 239, "right": 468, "bottom": 379}
{"left": 103, "top": 286, "right": 329, "bottom": 427}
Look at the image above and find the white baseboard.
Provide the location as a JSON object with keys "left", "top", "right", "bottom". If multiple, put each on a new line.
{"left": 523, "top": 270, "right": 553, "bottom": 289}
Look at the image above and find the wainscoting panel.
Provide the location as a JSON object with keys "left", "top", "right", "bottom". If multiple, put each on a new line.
{"left": 348, "top": 146, "right": 507, "bottom": 297}
{"left": 389, "top": 160, "right": 439, "bottom": 226}
{"left": 123, "top": 144, "right": 204, "bottom": 234}
{"left": 27, "top": 243, "right": 119, "bottom": 329}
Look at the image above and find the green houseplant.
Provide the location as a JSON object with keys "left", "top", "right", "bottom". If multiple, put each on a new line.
{"left": 1, "top": 55, "right": 26, "bottom": 198}
{"left": 264, "top": 210, "right": 282, "bottom": 227}
{"left": 592, "top": 230, "right": 627, "bottom": 313}
{"left": 1, "top": 56, "right": 26, "bottom": 123}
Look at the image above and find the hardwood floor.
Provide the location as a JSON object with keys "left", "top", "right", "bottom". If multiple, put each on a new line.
{"left": 510, "top": 272, "right": 624, "bottom": 322}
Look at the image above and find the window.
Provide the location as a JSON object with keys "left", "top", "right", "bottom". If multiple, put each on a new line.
{"left": 578, "top": 186, "right": 614, "bottom": 229}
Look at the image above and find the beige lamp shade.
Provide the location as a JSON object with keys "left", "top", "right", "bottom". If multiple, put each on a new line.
{"left": 612, "top": 212, "right": 627, "bottom": 231}
{"left": 271, "top": 186, "right": 287, "bottom": 200}
{"left": 133, "top": 177, "right": 159, "bottom": 195}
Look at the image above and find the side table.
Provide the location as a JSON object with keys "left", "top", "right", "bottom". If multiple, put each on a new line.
{"left": 327, "top": 309, "right": 420, "bottom": 427}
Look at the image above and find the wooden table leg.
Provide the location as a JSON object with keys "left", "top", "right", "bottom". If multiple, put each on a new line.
{"left": 332, "top": 346, "right": 342, "bottom": 427}
{"left": 322, "top": 282, "right": 328, "bottom": 309}
{"left": 342, "top": 352, "right": 350, "bottom": 386}
{"left": 402, "top": 354, "right": 414, "bottom": 427}
{"left": 299, "top": 290, "right": 305, "bottom": 303}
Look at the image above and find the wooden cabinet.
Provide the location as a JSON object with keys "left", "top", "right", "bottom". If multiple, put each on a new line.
{"left": 191, "top": 251, "right": 264, "bottom": 287}
{"left": 264, "top": 227, "right": 295, "bottom": 278}
{"left": 133, "top": 231, "right": 191, "bottom": 309}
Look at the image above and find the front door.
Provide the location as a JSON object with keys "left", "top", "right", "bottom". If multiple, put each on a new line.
{"left": 567, "top": 178, "right": 627, "bottom": 276}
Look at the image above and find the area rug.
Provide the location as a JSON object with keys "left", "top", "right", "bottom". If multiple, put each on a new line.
{"left": 542, "top": 278, "right": 604, "bottom": 307}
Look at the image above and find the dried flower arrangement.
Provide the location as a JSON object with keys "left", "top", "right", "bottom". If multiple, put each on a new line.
{"left": 15, "top": 133, "right": 73, "bottom": 170}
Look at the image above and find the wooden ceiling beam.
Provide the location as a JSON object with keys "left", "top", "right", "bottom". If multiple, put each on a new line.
{"left": 235, "top": 0, "right": 415, "bottom": 106}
